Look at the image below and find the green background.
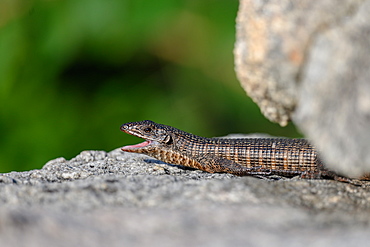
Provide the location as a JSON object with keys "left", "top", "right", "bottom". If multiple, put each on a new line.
{"left": 0, "top": 0, "right": 299, "bottom": 173}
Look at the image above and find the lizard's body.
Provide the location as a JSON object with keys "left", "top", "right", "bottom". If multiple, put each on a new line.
{"left": 120, "top": 120, "right": 360, "bottom": 182}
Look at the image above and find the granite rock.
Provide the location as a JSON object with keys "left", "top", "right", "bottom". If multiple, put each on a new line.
{"left": 1, "top": 149, "right": 370, "bottom": 247}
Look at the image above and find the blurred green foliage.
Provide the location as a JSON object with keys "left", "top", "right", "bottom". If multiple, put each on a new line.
{"left": 0, "top": 0, "right": 300, "bottom": 173}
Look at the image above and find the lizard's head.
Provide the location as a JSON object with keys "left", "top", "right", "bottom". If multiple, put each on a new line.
{"left": 120, "top": 120, "right": 174, "bottom": 152}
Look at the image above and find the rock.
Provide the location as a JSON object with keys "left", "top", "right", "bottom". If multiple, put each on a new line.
{"left": 1, "top": 149, "right": 370, "bottom": 246}
{"left": 234, "top": 0, "right": 370, "bottom": 176}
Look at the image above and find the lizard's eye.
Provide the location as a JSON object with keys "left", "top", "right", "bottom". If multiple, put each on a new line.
{"left": 143, "top": 127, "right": 152, "bottom": 133}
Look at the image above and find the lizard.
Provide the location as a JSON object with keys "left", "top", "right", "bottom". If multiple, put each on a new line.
{"left": 120, "top": 120, "right": 364, "bottom": 183}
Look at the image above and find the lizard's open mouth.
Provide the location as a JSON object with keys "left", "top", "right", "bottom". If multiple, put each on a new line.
{"left": 121, "top": 140, "right": 154, "bottom": 151}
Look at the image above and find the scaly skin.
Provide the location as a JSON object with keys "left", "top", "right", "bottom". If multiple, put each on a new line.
{"left": 120, "top": 120, "right": 360, "bottom": 182}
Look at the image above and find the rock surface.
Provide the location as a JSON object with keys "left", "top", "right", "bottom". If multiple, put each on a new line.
{"left": 234, "top": 0, "right": 370, "bottom": 176}
{"left": 1, "top": 149, "right": 370, "bottom": 247}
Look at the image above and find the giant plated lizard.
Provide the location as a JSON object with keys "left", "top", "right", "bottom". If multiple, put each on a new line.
{"left": 120, "top": 120, "right": 367, "bottom": 183}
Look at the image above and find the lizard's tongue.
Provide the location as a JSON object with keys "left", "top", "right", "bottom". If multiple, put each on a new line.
{"left": 121, "top": 140, "right": 152, "bottom": 151}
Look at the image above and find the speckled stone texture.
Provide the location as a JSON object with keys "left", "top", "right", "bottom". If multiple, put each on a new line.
{"left": 234, "top": 0, "right": 370, "bottom": 176}
{"left": 1, "top": 149, "right": 370, "bottom": 247}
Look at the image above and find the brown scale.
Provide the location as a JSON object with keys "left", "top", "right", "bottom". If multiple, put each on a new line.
{"left": 120, "top": 120, "right": 367, "bottom": 183}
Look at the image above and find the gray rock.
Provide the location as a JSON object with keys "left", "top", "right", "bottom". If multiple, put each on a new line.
{"left": 1, "top": 149, "right": 370, "bottom": 247}
{"left": 234, "top": 0, "right": 370, "bottom": 176}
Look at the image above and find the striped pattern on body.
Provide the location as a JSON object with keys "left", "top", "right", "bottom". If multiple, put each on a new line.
{"left": 120, "top": 120, "right": 332, "bottom": 178}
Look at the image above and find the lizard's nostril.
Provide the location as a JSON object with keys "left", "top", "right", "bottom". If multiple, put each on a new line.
{"left": 120, "top": 124, "right": 127, "bottom": 131}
